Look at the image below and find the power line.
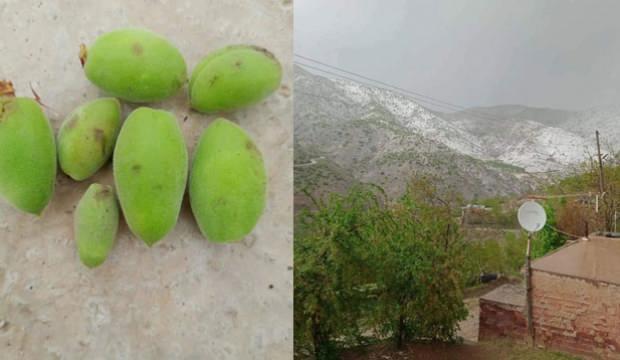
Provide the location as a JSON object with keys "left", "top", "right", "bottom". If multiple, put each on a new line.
{"left": 295, "top": 61, "right": 475, "bottom": 116}
{"left": 546, "top": 224, "right": 583, "bottom": 239}
{"left": 294, "top": 60, "right": 581, "bottom": 169}
{"left": 524, "top": 192, "right": 594, "bottom": 200}
{"left": 295, "top": 64, "right": 494, "bottom": 153}
{"left": 294, "top": 53, "right": 505, "bottom": 122}
{"left": 295, "top": 54, "right": 467, "bottom": 111}
{"left": 296, "top": 87, "right": 491, "bottom": 154}
{"left": 295, "top": 61, "right": 509, "bottom": 125}
{"left": 293, "top": 56, "right": 584, "bottom": 175}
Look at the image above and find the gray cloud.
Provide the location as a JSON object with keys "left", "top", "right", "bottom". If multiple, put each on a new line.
{"left": 295, "top": 0, "right": 620, "bottom": 111}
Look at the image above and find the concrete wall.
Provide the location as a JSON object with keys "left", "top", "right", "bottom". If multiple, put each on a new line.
{"left": 532, "top": 271, "right": 620, "bottom": 359}
{"left": 478, "top": 299, "right": 527, "bottom": 342}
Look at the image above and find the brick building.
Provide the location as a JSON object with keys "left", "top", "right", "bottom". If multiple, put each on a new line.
{"left": 479, "top": 283, "right": 527, "bottom": 341}
{"left": 479, "top": 235, "right": 620, "bottom": 358}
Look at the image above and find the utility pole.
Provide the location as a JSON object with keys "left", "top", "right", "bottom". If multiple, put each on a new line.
{"left": 595, "top": 130, "right": 611, "bottom": 231}
{"left": 596, "top": 130, "right": 605, "bottom": 195}
{"left": 525, "top": 232, "right": 534, "bottom": 346}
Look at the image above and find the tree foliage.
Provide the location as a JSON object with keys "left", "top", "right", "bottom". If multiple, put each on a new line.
{"left": 294, "top": 188, "right": 378, "bottom": 359}
{"left": 294, "top": 181, "right": 468, "bottom": 358}
{"left": 460, "top": 231, "right": 528, "bottom": 286}
{"left": 532, "top": 202, "right": 565, "bottom": 258}
{"left": 547, "top": 149, "right": 620, "bottom": 233}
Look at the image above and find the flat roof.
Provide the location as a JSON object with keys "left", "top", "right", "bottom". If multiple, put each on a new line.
{"left": 531, "top": 235, "right": 620, "bottom": 286}
{"left": 480, "top": 283, "right": 525, "bottom": 307}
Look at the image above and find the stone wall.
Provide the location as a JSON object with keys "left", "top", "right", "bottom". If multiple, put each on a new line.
{"left": 532, "top": 271, "right": 620, "bottom": 359}
{"left": 479, "top": 298, "right": 527, "bottom": 341}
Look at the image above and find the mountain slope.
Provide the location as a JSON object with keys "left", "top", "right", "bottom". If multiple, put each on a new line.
{"left": 295, "top": 65, "right": 616, "bottom": 206}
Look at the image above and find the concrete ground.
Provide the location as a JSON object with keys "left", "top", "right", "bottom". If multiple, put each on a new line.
{"left": 0, "top": 1, "right": 292, "bottom": 359}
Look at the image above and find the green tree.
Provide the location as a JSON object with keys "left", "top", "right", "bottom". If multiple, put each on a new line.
{"left": 294, "top": 188, "right": 379, "bottom": 359}
{"left": 367, "top": 185, "right": 467, "bottom": 347}
{"left": 370, "top": 178, "right": 467, "bottom": 347}
{"left": 294, "top": 181, "right": 469, "bottom": 356}
{"left": 532, "top": 203, "right": 565, "bottom": 258}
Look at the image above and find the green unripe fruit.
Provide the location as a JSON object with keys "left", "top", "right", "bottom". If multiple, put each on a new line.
{"left": 113, "top": 107, "right": 188, "bottom": 246}
{"left": 57, "top": 98, "right": 121, "bottom": 181}
{"left": 0, "top": 83, "right": 56, "bottom": 215}
{"left": 189, "top": 45, "right": 282, "bottom": 113}
{"left": 189, "top": 118, "right": 266, "bottom": 242}
{"left": 81, "top": 28, "right": 187, "bottom": 103}
{"left": 75, "top": 183, "right": 118, "bottom": 268}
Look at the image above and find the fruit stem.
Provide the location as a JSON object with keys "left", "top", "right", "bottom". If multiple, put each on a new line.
{"left": 0, "top": 80, "right": 15, "bottom": 97}
{"left": 79, "top": 44, "right": 88, "bottom": 67}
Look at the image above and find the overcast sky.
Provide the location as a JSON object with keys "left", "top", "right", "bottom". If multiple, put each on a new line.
{"left": 295, "top": 0, "right": 620, "bottom": 111}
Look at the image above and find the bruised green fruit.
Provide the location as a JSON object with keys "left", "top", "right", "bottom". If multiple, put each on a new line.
{"left": 57, "top": 98, "right": 121, "bottom": 181}
{"left": 0, "top": 82, "right": 56, "bottom": 215}
{"left": 190, "top": 45, "right": 282, "bottom": 113}
{"left": 75, "top": 183, "right": 118, "bottom": 268}
{"left": 81, "top": 28, "right": 187, "bottom": 103}
{"left": 189, "top": 118, "right": 266, "bottom": 242}
{"left": 114, "top": 107, "right": 187, "bottom": 245}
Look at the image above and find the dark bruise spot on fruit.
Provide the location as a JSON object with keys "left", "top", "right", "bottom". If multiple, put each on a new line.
{"left": 245, "top": 140, "right": 259, "bottom": 155}
{"left": 208, "top": 75, "right": 219, "bottom": 87}
{"left": 94, "top": 128, "right": 104, "bottom": 139}
{"left": 132, "top": 164, "right": 141, "bottom": 172}
{"left": 132, "top": 42, "right": 144, "bottom": 56}
{"left": 66, "top": 114, "right": 79, "bottom": 129}
{"left": 234, "top": 60, "right": 242, "bottom": 69}
{"left": 93, "top": 128, "right": 106, "bottom": 155}
{"left": 249, "top": 45, "right": 276, "bottom": 61}
{"left": 0, "top": 102, "right": 7, "bottom": 121}
{"left": 0, "top": 99, "right": 15, "bottom": 122}
{"left": 95, "top": 187, "right": 112, "bottom": 200}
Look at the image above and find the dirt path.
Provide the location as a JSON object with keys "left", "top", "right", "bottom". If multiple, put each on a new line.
{"left": 457, "top": 297, "right": 480, "bottom": 342}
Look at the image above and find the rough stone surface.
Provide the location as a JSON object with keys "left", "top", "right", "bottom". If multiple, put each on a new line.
{"left": 479, "top": 274, "right": 620, "bottom": 358}
{"left": 478, "top": 284, "right": 527, "bottom": 342}
{"left": 532, "top": 271, "right": 620, "bottom": 359}
{"left": 0, "top": 1, "right": 293, "bottom": 359}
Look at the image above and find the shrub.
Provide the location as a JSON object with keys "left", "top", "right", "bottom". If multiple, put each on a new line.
{"left": 294, "top": 188, "right": 380, "bottom": 359}
{"left": 294, "top": 181, "right": 469, "bottom": 357}
{"left": 532, "top": 203, "right": 565, "bottom": 258}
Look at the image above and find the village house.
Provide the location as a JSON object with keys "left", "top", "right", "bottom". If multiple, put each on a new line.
{"left": 479, "top": 234, "right": 620, "bottom": 359}
{"left": 461, "top": 204, "right": 493, "bottom": 225}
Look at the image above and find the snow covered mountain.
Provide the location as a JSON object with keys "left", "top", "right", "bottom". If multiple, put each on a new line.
{"left": 294, "top": 65, "right": 615, "bottom": 202}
